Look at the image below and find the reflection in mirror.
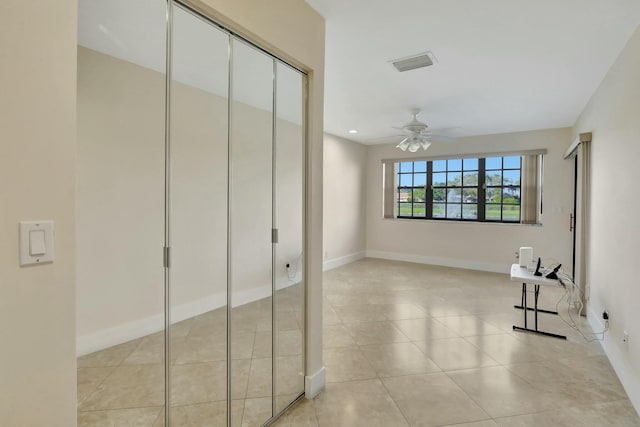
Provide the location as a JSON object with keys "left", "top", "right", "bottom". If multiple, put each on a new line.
{"left": 77, "top": 2, "right": 307, "bottom": 425}
{"left": 230, "top": 37, "right": 274, "bottom": 426}
{"left": 168, "top": 5, "right": 231, "bottom": 426}
{"left": 274, "top": 62, "right": 306, "bottom": 413}
{"left": 76, "top": 0, "right": 167, "bottom": 424}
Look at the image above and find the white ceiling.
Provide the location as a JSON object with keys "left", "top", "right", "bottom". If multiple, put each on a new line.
{"left": 305, "top": 0, "right": 640, "bottom": 144}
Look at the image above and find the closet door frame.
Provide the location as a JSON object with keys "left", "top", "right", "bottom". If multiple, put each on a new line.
{"left": 163, "top": 1, "right": 309, "bottom": 425}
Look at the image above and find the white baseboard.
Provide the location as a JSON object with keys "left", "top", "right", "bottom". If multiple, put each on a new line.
{"left": 587, "top": 305, "right": 606, "bottom": 336}
{"left": 588, "top": 306, "right": 640, "bottom": 415}
{"left": 231, "top": 284, "right": 272, "bottom": 308}
{"left": 304, "top": 366, "right": 326, "bottom": 399}
{"left": 323, "top": 251, "right": 365, "bottom": 271}
{"left": 77, "top": 279, "right": 300, "bottom": 357}
{"left": 171, "top": 291, "right": 227, "bottom": 324}
{"left": 365, "top": 250, "right": 510, "bottom": 274}
{"left": 76, "top": 312, "right": 165, "bottom": 357}
{"left": 276, "top": 272, "right": 303, "bottom": 290}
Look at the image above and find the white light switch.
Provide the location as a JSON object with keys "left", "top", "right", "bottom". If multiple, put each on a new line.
{"left": 29, "top": 230, "right": 46, "bottom": 255}
{"left": 19, "top": 221, "right": 54, "bottom": 266}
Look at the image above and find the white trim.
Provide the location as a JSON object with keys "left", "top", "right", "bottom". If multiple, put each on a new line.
{"left": 76, "top": 280, "right": 299, "bottom": 357}
{"left": 588, "top": 306, "right": 640, "bottom": 415}
{"left": 587, "top": 306, "right": 605, "bottom": 334}
{"left": 232, "top": 284, "right": 272, "bottom": 308}
{"left": 76, "top": 312, "right": 164, "bottom": 357}
{"left": 172, "top": 291, "right": 227, "bottom": 322}
{"left": 276, "top": 271, "right": 303, "bottom": 290}
{"left": 564, "top": 137, "right": 581, "bottom": 159}
{"left": 365, "top": 250, "right": 510, "bottom": 274}
{"left": 304, "top": 366, "right": 326, "bottom": 399}
{"left": 323, "top": 251, "right": 365, "bottom": 271}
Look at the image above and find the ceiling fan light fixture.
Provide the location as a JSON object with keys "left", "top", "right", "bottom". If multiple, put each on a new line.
{"left": 392, "top": 109, "right": 440, "bottom": 153}
{"left": 397, "top": 134, "right": 431, "bottom": 152}
{"left": 420, "top": 140, "right": 432, "bottom": 151}
{"left": 396, "top": 137, "right": 410, "bottom": 151}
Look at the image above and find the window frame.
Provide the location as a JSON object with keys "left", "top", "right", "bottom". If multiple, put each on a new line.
{"left": 484, "top": 156, "right": 522, "bottom": 223}
{"left": 396, "top": 161, "right": 427, "bottom": 218}
{"left": 396, "top": 156, "right": 522, "bottom": 223}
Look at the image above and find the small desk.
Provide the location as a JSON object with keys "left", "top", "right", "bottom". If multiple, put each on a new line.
{"left": 510, "top": 264, "right": 566, "bottom": 340}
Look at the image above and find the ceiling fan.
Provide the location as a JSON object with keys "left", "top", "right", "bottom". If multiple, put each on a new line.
{"left": 395, "top": 109, "right": 431, "bottom": 152}
{"left": 393, "top": 109, "right": 454, "bottom": 152}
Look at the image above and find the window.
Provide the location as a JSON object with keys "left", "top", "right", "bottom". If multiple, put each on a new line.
{"left": 397, "top": 161, "right": 427, "bottom": 217}
{"left": 431, "top": 158, "right": 479, "bottom": 220}
{"left": 484, "top": 156, "right": 521, "bottom": 222}
{"left": 392, "top": 155, "right": 534, "bottom": 223}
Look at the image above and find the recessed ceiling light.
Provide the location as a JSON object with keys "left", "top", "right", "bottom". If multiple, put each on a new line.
{"left": 348, "top": 129, "right": 358, "bottom": 134}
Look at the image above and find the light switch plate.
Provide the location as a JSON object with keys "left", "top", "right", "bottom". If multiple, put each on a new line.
{"left": 19, "top": 221, "right": 54, "bottom": 266}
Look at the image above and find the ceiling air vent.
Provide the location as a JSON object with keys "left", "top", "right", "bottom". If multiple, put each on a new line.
{"left": 390, "top": 51, "right": 437, "bottom": 72}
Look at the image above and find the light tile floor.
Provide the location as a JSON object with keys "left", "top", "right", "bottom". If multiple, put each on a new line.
{"left": 77, "top": 284, "right": 305, "bottom": 426}
{"left": 77, "top": 259, "right": 640, "bottom": 426}
{"left": 274, "top": 258, "right": 640, "bottom": 427}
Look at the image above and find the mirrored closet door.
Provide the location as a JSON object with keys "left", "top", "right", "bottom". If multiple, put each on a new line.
{"left": 168, "top": 5, "right": 230, "bottom": 425}
{"left": 77, "top": 1, "right": 307, "bottom": 426}
{"left": 228, "top": 36, "right": 275, "bottom": 425}
{"left": 274, "top": 61, "right": 306, "bottom": 414}
{"left": 76, "top": 0, "right": 167, "bottom": 424}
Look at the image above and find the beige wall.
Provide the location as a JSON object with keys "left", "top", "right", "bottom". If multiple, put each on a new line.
{"left": 323, "top": 134, "right": 367, "bottom": 268}
{"left": 366, "top": 128, "right": 574, "bottom": 272}
{"left": 573, "top": 25, "right": 640, "bottom": 411}
{"left": 0, "top": 1, "right": 78, "bottom": 426}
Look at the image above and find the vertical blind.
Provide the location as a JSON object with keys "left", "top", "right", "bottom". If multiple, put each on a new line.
{"left": 565, "top": 132, "right": 592, "bottom": 305}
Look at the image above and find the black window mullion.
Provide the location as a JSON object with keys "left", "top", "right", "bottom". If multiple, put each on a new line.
{"left": 411, "top": 162, "right": 416, "bottom": 218}
{"left": 396, "top": 168, "right": 400, "bottom": 217}
{"left": 478, "top": 158, "right": 486, "bottom": 221}
{"left": 501, "top": 157, "right": 506, "bottom": 221}
{"left": 443, "top": 161, "right": 447, "bottom": 219}
{"left": 426, "top": 161, "right": 433, "bottom": 219}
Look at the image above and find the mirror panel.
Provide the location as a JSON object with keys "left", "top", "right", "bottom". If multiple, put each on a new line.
{"left": 78, "top": 3, "right": 307, "bottom": 425}
{"left": 76, "top": 0, "right": 167, "bottom": 424}
{"left": 230, "top": 37, "right": 275, "bottom": 426}
{"left": 168, "top": 5, "right": 231, "bottom": 425}
{"left": 274, "top": 62, "right": 306, "bottom": 413}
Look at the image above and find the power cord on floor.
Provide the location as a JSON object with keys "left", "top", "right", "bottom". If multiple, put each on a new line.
{"left": 540, "top": 260, "right": 609, "bottom": 342}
